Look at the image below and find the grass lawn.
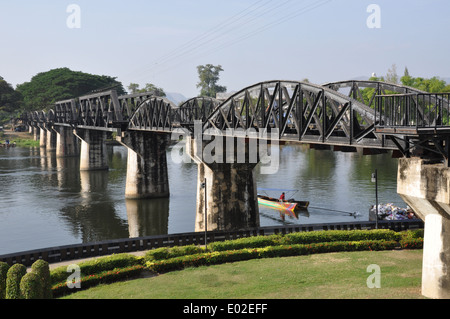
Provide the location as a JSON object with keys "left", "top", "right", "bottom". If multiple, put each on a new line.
{"left": 61, "top": 249, "right": 425, "bottom": 299}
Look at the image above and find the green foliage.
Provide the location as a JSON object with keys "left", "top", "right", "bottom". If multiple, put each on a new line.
{"left": 31, "top": 259, "right": 52, "bottom": 299}
{"left": 0, "top": 262, "right": 10, "bottom": 299}
{"left": 52, "top": 265, "right": 144, "bottom": 298}
{"left": 207, "top": 229, "right": 400, "bottom": 251}
{"left": 145, "top": 240, "right": 399, "bottom": 273}
{"left": 16, "top": 68, "right": 125, "bottom": 111}
{"left": 400, "top": 238, "right": 423, "bottom": 249}
{"left": 50, "top": 253, "right": 142, "bottom": 285}
{"left": 0, "top": 77, "right": 22, "bottom": 123}
{"left": 281, "top": 229, "right": 401, "bottom": 244}
{"left": 400, "top": 229, "right": 424, "bottom": 239}
{"left": 127, "top": 83, "right": 166, "bottom": 96}
{"left": 6, "top": 263, "right": 26, "bottom": 299}
{"left": 196, "top": 64, "right": 226, "bottom": 97}
{"left": 20, "top": 272, "right": 43, "bottom": 299}
{"left": 400, "top": 75, "right": 447, "bottom": 93}
{"left": 145, "top": 245, "right": 205, "bottom": 261}
{"left": 208, "top": 235, "right": 282, "bottom": 252}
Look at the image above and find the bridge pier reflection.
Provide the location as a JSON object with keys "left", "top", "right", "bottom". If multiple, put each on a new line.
{"left": 125, "top": 198, "right": 169, "bottom": 237}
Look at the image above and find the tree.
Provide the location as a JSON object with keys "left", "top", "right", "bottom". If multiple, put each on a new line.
{"left": 196, "top": 64, "right": 226, "bottom": 97}
{"left": 128, "top": 83, "right": 166, "bottom": 97}
{"left": 385, "top": 64, "right": 398, "bottom": 84}
{"left": 400, "top": 67, "right": 414, "bottom": 87}
{"left": 0, "top": 76, "right": 22, "bottom": 120}
{"left": 127, "top": 83, "right": 140, "bottom": 94}
{"left": 16, "top": 68, "right": 126, "bottom": 111}
{"left": 400, "top": 74, "right": 446, "bottom": 93}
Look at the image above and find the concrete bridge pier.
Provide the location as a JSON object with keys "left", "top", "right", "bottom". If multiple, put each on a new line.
{"left": 55, "top": 126, "right": 79, "bottom": 157}
{"left": 74, "top": 129, "right": 109, "bottom": 171}
{"left": 397, "top": 157, "right": 450, "bottom": 299}
{"left": 32, "top": 126, "right": 40, "bottom": 141}
{"left": 187, "top": 135, "right": 260, "bottom": 232}
{"left": 39, "top": 125, "right": 47, "bottom": 148}
{"left": 117, "top": 131, "right": 170, "bottom": 199}
{"left": 45, "top": 126, "right": 57, "bottom": 152}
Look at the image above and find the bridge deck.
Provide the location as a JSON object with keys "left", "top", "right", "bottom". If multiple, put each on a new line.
{"left": 376, "top": 126, "right": 450, "bottom": 136}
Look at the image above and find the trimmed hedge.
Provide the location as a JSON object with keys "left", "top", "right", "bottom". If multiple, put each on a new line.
{"left": 207, "top": 229, "right": 401, "bottom": 252}
{"left": 20, "top": 272, "right": 43, "bottom": 299}
{"left": 400, "top": 238, "right": 424, "bottom": 249}
{"left": 31, "top": 259, "right": 52, "bottom": 299}
{"left": 51, "top": 253, "right": 143, "bottom": 285}
{"left": 281, "top": 229, "right": 401, "bottom": 244}
{"left": 0, "top": 262, "right": 9, "bottom": 299}
{"left": 145, "top": 245, "right": 205, "bottom": 261}
{"left": 52, "top": 265, "right": 144, "bottom": 298}
{"left": 146, "top": 240, "right": 399, "bottom": 273}
{"left": 6, "top": 263, "right": 27, "bottom": 299}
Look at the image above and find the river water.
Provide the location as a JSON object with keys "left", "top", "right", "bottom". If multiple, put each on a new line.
{"left": 0, "top": 143, "right": 405, "bottom": 255}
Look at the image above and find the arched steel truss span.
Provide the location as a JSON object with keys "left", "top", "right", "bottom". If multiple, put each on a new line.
{"left": 201, "top": 80, "right": 393, "bottom": 150}
{"left": 24, "top": 79, "right": 450, "bottom": 154}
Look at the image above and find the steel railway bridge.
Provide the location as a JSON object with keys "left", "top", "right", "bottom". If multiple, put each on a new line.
{"left": 19, "top": 79, "right": 450, "bottom": 298}
{"left": 25, "top": 79, "right": 450, "bottom": 162}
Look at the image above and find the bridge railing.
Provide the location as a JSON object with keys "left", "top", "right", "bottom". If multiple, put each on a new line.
{"left": 375, "top": 93, "right": 450, "bottom": 131}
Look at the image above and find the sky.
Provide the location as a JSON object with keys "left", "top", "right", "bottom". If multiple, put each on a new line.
{"left": 0, "top": 0, "right": 449, "bottom": 99}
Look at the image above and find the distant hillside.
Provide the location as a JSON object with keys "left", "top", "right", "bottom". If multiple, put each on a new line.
{"left": 165, "top": 92, "right": 187, "bottom": 105}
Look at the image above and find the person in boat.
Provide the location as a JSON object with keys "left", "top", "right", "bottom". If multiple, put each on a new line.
{"left": 279, "top": 192, "right": 285, "bottom": 201}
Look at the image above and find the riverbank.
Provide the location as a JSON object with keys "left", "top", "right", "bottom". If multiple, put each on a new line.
{"left": 0, "top": 130, "right": 39, "bottom": 148}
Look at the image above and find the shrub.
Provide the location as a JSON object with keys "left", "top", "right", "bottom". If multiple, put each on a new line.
{"left": 208, "top": 235, "right": 281, "bottom": 252}
{"left": 52, "top": 265, "right": 144, "bottom": 298}
{"left": 205, "top": 230, "right": 401, "bottom": 252}
{"left": 31, "top": 259, "right": 52, "bottom": 299}
{"left": 20, "top": 272, "right": 43, "bottom": 299}
{"left": 400, "top": 238, "right": 424, "bottom": 249}
{"left": 400, "top": 229, "right": 424, "bottom": 240}
{"left": 51, "top": 253, "right": 142, "bottom": 285}
{"left": 6, "top": 263, "right": 27, "bottom": 299}
{"left": 280, "top": 229, "right": 401, "bottom": 245}
{"left": 145, "top": 240, "right": 399, "bottom": 274}
{"left": 0, "top": 262, "right": 10, "bottom": 299}
{"left": 145, "top": 245, "right": 205, "bottom": 261}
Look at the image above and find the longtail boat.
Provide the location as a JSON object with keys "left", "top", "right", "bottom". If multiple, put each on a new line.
{"left": 257, "top": 195, "right": 309, "bottom": 211}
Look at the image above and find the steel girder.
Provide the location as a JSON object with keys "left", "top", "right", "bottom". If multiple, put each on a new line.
{"left": 202, "top": 80, "right": 391, "bottom": 149}
{"left": 127, "top": 96, "right": 176, "bottom": 132}
{"left": 22, "top": 79, "right": 450, "bottom": 153}
{"left": 176, "top": 97, "right": 220, "bottom": 128}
